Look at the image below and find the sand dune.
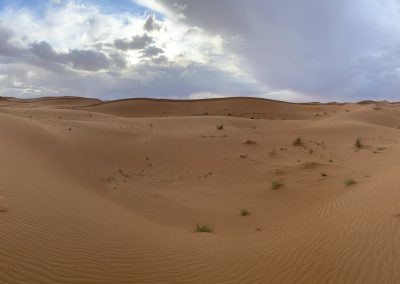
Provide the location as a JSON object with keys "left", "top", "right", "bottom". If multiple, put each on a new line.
{"left": 1, "top": 97, "right": 400, "bottom": 283}
{"left": 83, "top": 97, "right": 354, "bottom": 120}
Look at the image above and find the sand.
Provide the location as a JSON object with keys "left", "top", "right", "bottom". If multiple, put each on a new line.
{"left": 0, "top": 97, "right": 400, "bottom": 283}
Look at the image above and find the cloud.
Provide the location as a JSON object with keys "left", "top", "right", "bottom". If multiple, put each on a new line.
{"left": 0, "top": 0, "right": 263, "bottom": 99}
{"left": 154, "top": 0, "right": 400, "bottom": 101}
{"left": 188, "top": 92, "right": 226, "bottom": 99}
{"left": 0, "top": 25, "right": 24, "bottom": 57}
{"left": 114, "top": 34, "right": 154, "bottom": 51}
{"left": 5, "top": 0, "right": 400, "bottom": 101}
{"left": 0, "top": 0, "right": 258, "bottom": 100}
{"left": 29, "top": 41, "right": 114, "bottom": 71}
{"left": 140, "top": 46, "right": 164, "bottom": 57}
{"left": 143, "top": 15, "right": 161, "bottom": 32}
{"left": 64, "top": 49, "right": 111, "bottom": 71}
{"left": 30, "top": 41, "right": 59, "bottom": 61}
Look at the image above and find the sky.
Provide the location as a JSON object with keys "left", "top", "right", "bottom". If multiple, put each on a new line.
{"left": 1, "top": 0, "right": 400, "bottom": 101}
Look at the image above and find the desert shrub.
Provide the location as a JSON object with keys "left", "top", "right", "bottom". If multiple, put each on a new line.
{"left": 293, "top": 137, "right": 303, "bottom": 146}
{"left": 355, "top": 138, "right": 363, "bottom": 149}
{"left": 271, "top": 180, "right": 284, "bottom": 190}
{"left": 194, "top": 224, "right": 214, "bottom": 233}
{"left": 344, "top": 178, "right": 356, "bottom": 186}
{"left": 240, "top": 209, "right": 250, "bottom": 216}
{"left": 244, "top": 140, "right": 257, "bottom": 145}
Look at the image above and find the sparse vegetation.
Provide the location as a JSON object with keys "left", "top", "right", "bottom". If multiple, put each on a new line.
{"left": 244, "top": 140, "right": 257, "bottom": 145}
{"left": 240, "top": 209, "right": 250, "bottom": 216}
{"left": 344, "top": 178, "right": 356, "bottom": 186}
{"left": 355, "top": 138, "right": 363, "bottom": 149}
{"left": 321, "top": 172, "right": 327, "bottom": 177}
{"left": 293, "top": 137, "right": 303, "bottom": 146}
{"left": 271, "top": 180, "right": 284, "bottom": 190}
{"left": 194, "top": 224, "right": 214, "bottom": 233}
{"left": 216, "top": 124, "right": 224, "bottom": 130}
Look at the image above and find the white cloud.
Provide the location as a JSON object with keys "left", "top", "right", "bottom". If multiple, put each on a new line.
{"left": 263, "top": 90, "right": 319, "bottom": 103}
{"left": 188, "top": 92, "right": 226, "bottom": 100}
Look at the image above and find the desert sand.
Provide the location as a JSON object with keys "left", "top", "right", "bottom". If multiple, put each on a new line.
{"left": 1, "top": 96, "right": 400, "bottom": 283}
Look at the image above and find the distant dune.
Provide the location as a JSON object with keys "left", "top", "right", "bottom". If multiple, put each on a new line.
{"left": 1, "top": 96, "right": 400, "bottom": 283}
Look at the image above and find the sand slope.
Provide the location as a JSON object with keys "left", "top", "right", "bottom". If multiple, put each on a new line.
{"left": 1, "top": 97, "right": 400, "bottom": 283}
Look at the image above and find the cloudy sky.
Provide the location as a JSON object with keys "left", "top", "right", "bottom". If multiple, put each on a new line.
{"left": 1, "top": 0, "right": 400, "bottom": 101}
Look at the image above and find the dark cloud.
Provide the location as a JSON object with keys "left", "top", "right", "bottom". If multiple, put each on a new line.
{"left": 65, "top": 49, "right": 110, "bottom": 71}
{"left": 114, "top": 34, "right": 154, "bottom": 51}
{"left": 31, "top": 41, "right": 61, "bottom": 61}
{"left": 140, "top": 46, "right": 164, "bottom": 58}
{"left": 144, "top": 15, "right": 161, "bottom": 32}
{"left": 109, "top": 52, "right": 127, "bottom": 69}
{"left": 30, "top": 41, "right": 117, "bottom": 71}
{"left": 0, "top": 25, "right": 24, "bottom": 57}
{"left": 151, "top": 55, "right": 169, "bottom": 64}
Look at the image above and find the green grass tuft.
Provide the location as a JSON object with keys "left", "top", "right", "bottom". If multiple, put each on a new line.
{"left": 271, "top": 180, "right": 285, "bottom": 190}
{"left": 354, "top": 138, "right": 363, "bottom": 149}
{"left": 194, "top": 224, "right": 214, "bottom": 233}
{"left": 344, "top": 178, "right": 356, "bottom": 186}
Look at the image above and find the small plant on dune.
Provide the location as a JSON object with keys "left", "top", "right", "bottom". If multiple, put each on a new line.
{"left": 321, "top": 172, "right": 327, "bottom": 177}
{"left": 216, "top": 124, "right": 224, "bottom": 130}
{"left": 344, "top": 178, "right": 356, "bottom": 186}
{"left": 194, "top": 224, "right": 214, "bottom": 233}
{"left": 271, "top": 180, "right": 285, "bottom": 190}
{"left": 293, "top": 137, "right": 303, "bottom": 146}
{"left": 240, "top": 209, "right": 250, "bottom": 216}
{"left": 354, "top": 138, "right": 363, "bottom": 149}
{"left": 244, "top": 139, "right": 257, "bottom": 145}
